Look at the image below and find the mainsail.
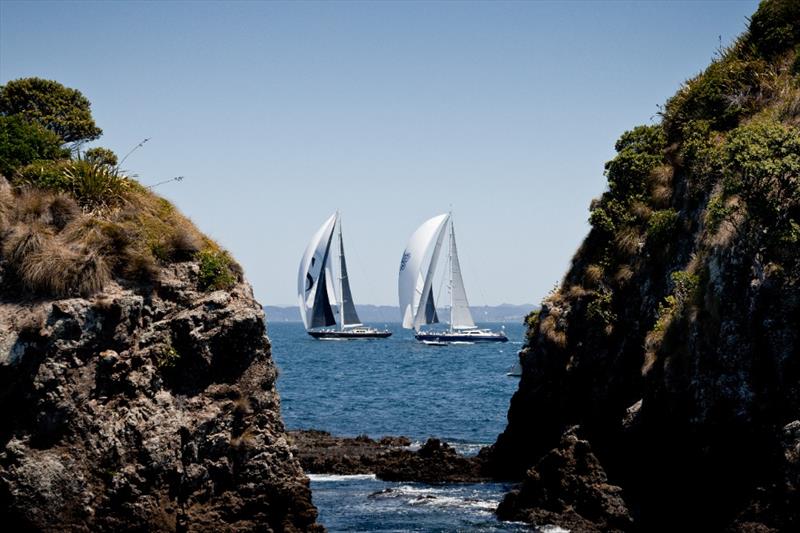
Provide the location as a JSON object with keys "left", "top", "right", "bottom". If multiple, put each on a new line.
{"left": 336, "top": 219, "right": 362, "bottom": 327}
{"left": 398, "top": 213, "right": 450, "bottom": 330}
{"left": 448, "top": 221, "right": 475, "bottom": 329}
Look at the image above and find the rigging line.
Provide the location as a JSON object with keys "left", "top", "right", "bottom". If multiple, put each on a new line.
{"left": 347, "top": 230, "right": 391, "bottom": 325}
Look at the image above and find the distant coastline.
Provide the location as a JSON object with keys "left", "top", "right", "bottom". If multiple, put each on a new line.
{"left": 264, "top": 303, "right": 535, "bottom": 323}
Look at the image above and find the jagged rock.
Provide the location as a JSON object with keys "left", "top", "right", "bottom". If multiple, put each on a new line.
{"left": 0, "top": 264, "right": 322, "bottom": 531}
{"left": 288, "top": 430, "right": 488, "bottom": 483}
{"left": 496, "top": 427, "right": 633, "bottom": 532}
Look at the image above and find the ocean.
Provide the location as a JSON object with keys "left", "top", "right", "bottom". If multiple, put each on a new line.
{"left": 269, "top": 321, "right": 535, "bottom": 532}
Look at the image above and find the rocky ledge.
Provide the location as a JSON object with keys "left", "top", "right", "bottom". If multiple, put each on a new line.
{"left": 0, "top": 263, "right": 322, "bottom": 531}
{"left": 288, "top": 430, "right": 489, "bottom": 484}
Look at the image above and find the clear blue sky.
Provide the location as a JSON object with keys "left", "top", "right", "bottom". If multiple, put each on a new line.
{"left": 1, "top": 0, "right": 758, "bottom": 307}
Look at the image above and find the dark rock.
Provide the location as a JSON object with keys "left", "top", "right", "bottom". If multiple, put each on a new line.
{"left": 288, "top": 430, "right": 488, "bottom": 483}
{"left": 0, "top": 264, "right": 322, "bottom": 531}
{"left": 496, "top": 427, "right": 633, "bottom": 532}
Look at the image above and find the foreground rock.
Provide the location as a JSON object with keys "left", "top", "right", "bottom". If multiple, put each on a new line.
{"left": 0, "top": 264, "right": 322, "bottom": 531}
{"left": 496, "top": 427, "right": 633, "bottom": 532}
{"left": 288, "top": 430, "right": 489, "bottom": 483}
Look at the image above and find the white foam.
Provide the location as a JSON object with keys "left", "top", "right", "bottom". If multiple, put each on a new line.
{"left": 307, "top": 473, "right": 377, "bottom": 482}
{"left": 538, "top": 526, "right": 571, "bottom": 533}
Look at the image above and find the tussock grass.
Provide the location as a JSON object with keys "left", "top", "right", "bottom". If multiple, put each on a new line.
{"left": 614, "top": 226, "right": 642, "bottom": 256}
{"left": 583, "top": 264, "right": 605, "bottom": 287}
{"left": 0, "top": 176, "right": 237, "bottom": 297}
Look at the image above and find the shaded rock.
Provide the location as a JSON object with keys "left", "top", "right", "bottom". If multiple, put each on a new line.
{"left": 496, "top": 427, "right": 633, "bottom": 532}
{"left": 0, "top": 264, "right": 322, "bottom": 531}
{"left": 288, "top": 430, "right": 488, "bottom": 483}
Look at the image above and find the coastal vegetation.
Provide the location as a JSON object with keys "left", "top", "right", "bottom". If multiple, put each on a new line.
{"left": 0, "top": 77, "right": 239, "bottom": 297}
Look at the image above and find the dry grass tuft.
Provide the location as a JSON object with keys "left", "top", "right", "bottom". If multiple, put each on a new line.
{"left": 614, "top": 264, "right": 635, "bottom": 286}
{"left": 631, "top": 201, "right": 653, "bottom": 222}
{"left": 583, "top": 264, "right": 604, "bottom": 287}
{"left": 540, "top": 314, "right": 567, "bottom": 349}
{"left": 614, "top": 226, "right": 642, "bottom": 256}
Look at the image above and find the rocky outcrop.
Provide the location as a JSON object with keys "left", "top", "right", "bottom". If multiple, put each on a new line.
{"left": 496, "top": 427, "right": 633, "bottom": 533}
{"left": 288, "top": 430, "right": 488, "bottom": 484}
{"left": 487, "top": 1, "right": 800, "bottom": 531}
{"left": 0, "top": 262, "right": 322, "bottom": 531}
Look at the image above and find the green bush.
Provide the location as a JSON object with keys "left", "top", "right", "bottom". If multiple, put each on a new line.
{"left": 652, "top": 270, "right": 700, "bottom": 333}
{"left": 678, "top": 120, "right": 724, "bottom": 188}
{"left": 704, "top": 194, "right": 734, "bottom": 233}
{"left": 646, "top": 209, "right": 679, "bottom": 243}
{"left": 604, "top": 125, "right": 666, "bottom": 200}
{"left": 84, "top": 147, "right": 118, "bottom": 168}
{"left": 723, "top": 120, "right": 800, "bottom": 222}
{"left": 745, "top": 0, "right": 800, "bottom": 58}
{"left": 197, "top": 248, "right": 237, "bottom": 291}
{"left": 0, "top": 115, "right": 68, "bottom": 178}
{"left": 586, "top": 288, "right": 616, "bottom": 328}
{"left": 792, "top": 45, "right": 800, "bottom": 76}
{"left": 15, "top": 160, "right": 72, "bottom": 190}
{"left": 589, "top": 207, "right": 615, "bottom": 234}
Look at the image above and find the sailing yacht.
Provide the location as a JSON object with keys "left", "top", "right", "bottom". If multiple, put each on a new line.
{"left": 398, "top": 213, "right": 508, "bottom": 343}
{"left": 298, "top": 212, "right": 392, "bottom": 339}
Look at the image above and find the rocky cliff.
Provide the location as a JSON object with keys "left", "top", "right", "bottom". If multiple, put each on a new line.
{"left": 486, "top": 1, "right": 800, "bottom": 531}
{"left": 0, "top": 178, "right": 321, "bottom": 530}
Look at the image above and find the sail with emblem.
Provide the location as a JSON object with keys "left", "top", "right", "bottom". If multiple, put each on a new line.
{"left": 398, "top": 213, "right": 450, "bottom": 330}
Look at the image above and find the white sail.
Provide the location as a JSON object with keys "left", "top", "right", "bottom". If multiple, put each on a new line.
{"left": 449, "top": 222, "right": 475, "bottom": 329}
{"left": 297, "top": 213, "right": 337, "bottom": 330}
{"left": 398, "top": 213, "right": 450, "bottom": 330}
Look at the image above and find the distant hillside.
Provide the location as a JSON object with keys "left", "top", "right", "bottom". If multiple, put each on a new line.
{"left": 264, "top": 304, "right": 536, "bottom": 323}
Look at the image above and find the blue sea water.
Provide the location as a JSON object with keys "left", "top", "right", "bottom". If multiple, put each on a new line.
{"left": 269, "top": 321, "right": 533, "bottom": 532}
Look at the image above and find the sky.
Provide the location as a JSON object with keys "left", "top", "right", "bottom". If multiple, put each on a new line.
{"left": 1, "top": 0, "right": 759, "bottom": 307}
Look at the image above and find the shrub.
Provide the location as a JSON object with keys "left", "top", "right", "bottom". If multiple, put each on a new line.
{"left": 84, "top": 147, "right": 118, "bottom": 168}
{"left": 0, "top": 116, "right": 68, "bottom": 178}
{"left": 156, "top": 344, "right": 180, "bottom": 370}
{"left": 704, "top": 194, "right": 734, "bottom": 233}
{"left": 746, "top": 0, "right": 800, "bottom": 58}
{"left": 646, "top": 209, "right": 679, "bottom": 243}
{"left": 586, "top": 288, "right": 616, "bottom": 330}
{"left": 604, "top": 125, "right": 667, "bottom": 200}
{"left": 589, "top": 207, "right": 615, "bottom": 234}
{"left": 197, "top": 248, "right": 237, "bottom": 291}
{"left": 723, "top": 120, "right": 800, "bottom": 223}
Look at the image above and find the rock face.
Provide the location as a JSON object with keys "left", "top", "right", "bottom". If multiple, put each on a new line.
{"left": 486, "top": 2, "right": 800, "bottom": 531}
{"left": 496, "top": 427, "right": 632, "bottom": 533}
{"left": 0, "top": 262, "right": 322, "bottom": 531}
{"left": 288, "top": 430, "right": 488, "bottom": 484}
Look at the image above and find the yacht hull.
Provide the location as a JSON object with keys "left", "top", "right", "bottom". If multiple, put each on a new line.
{"left": 414, "top": 331, "right": 508, "bottom": 343}
{"left": 308, "top": 329, "right": 392, "bottom": 339}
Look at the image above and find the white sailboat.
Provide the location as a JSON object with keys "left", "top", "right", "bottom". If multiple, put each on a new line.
{"left": 298, "top": 212, "right": 392, "bottom": 339}
{"left": 398, "top": 213, "right": 508, "bottom": 344}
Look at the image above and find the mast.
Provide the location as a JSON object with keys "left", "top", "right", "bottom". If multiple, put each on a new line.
{"left": 449, "top": 213, "right": 454, "bottom": 333}
{"left": 337, "top": 211, "right": 344, "bottom": 331}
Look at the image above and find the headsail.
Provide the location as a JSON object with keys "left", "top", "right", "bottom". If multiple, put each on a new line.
{"left": 297, "top": 213, "right": 337, "bottom": 330}
{"left": 398, "top": 213, "right": 450, "bottom": 330}
{"left": 449, "top": 222, "right": 475, "bottom": 329}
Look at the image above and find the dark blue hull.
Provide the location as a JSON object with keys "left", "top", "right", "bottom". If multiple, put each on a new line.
{"left": 415, "top": 331, "right": 508, "bottom": 343}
